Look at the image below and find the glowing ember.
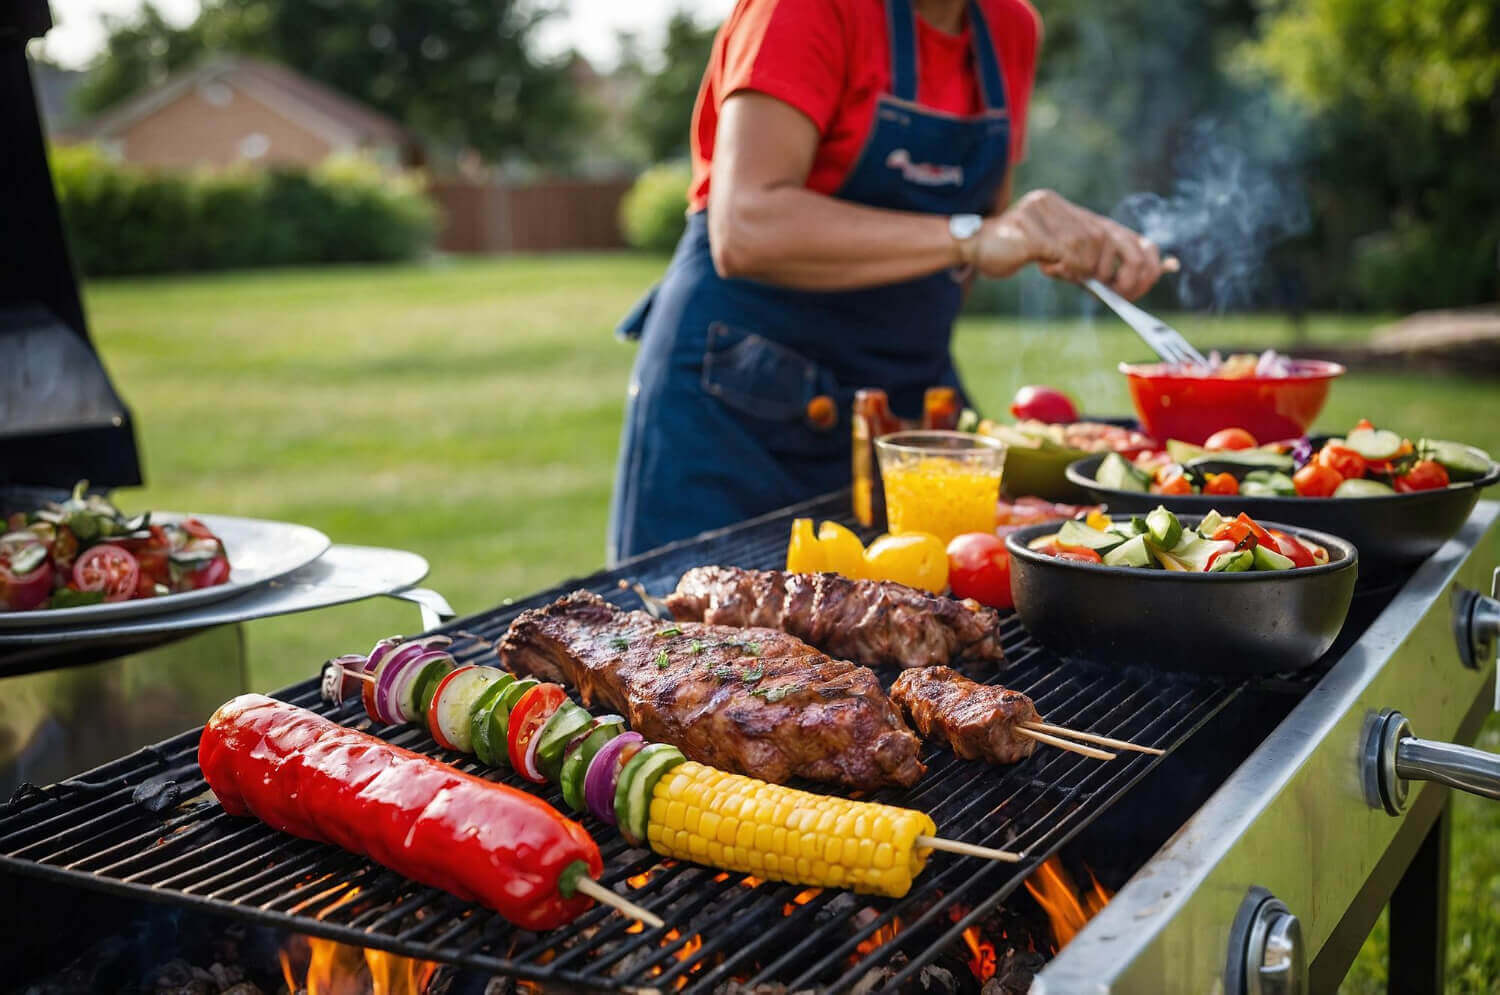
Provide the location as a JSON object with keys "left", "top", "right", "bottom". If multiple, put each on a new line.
{"left": 1023, "top": 856, "right": 1113, "bottom": 951}
{"left": 854, "top": 918, "right": 902, "bottom": 957}
{"left": 781, "top": 887, "right": 821, "bottom": 916}
{"left": 282, "top": 936, "right": 438, "bottom": 995}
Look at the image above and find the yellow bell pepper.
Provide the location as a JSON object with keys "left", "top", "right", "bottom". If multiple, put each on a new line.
{"left": 786, "top": 518, "right": 825, "bottom": 573}
{"left": 863, "top": 532, "right": 949, "bottom": 593}
{"left": 816, "top": 521, "right": 867, "bottom": 579}
{"left": 1085, "top": 510, "right": 1112, "bottom": 531}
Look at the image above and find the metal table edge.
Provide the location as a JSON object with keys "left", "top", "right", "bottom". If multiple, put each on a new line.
{"left": 1035, "top": 499, "right": 1500, "bottom": 993}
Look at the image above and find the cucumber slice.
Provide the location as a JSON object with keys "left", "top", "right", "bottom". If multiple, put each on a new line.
{"left": 1185, "top": 450, "right": 1294, "bottom": 474}
{"left": 1103, "top": 534, "right": 1153, "bottom": 568}
{"left": 1057, "top": 519, "right": 1126, "bottom": 553}
{"left": 1196, "top": 510, "right": 1230, "bottom": 537}
{"left": 1344, "top": 427, "right": 1404, "bottom": 461}
{"left": 1170, "top": 534, "right": 1234, "bottom": 572}
{"left": 1252, "top": 544, "right": 1296, "bottom": 571}
{"left": 1419, "top": 439, "right": 1493, "bottom": 481}
{"left": 534, "top": 702, "right": 594, "bottom": 783}
{"left": 434, "top": 666, "right": 505, "bottom": 754}
{"left": 469, "top": 673, "right": 516, "bottom": 766}
{"left": 1166, "top": 439, "right": 1208, "bottom": 463}
{"left": 1333, "top": 478, "right": 1396, "bottom": 498}
{"left": 1239, "top": 480, "right": 1282, "bottom": 497}
{"left": 486, "top": 677, "right": 539, "bottom": 766}
{"left": 1145, "top": 507, "right": 1182, "bottom": 549}
{"left": 1208, "top": 549, "right": 1255, "bottom": 573}
{"left": 614, "top": 743, "right": 687, "bottom": 847}
{"left": 560, "top": 717, "right": 627, "bottom": 811}
{"left": 409, "top": 658, "right": 456, "bottom": 720}
{"left": 1097, "top": 452, "right": 1149, "bottom": 492}
{"left": 1243, "top": 470, "right": 1297, "bottom": 496}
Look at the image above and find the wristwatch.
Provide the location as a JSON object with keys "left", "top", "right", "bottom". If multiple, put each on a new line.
{"left": 949, "top": 213, "right": 984, "bottom": 267}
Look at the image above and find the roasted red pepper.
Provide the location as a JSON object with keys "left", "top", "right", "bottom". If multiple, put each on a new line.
{"left": 199, "top": 695, "right": 603, "bottom": 931}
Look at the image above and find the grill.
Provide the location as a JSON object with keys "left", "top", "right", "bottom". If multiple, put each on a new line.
{"left": 1, "top": 495, "right": 1239, "bottom": 992}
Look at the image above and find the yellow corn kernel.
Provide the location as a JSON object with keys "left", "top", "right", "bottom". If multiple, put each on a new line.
{"left": 644, "top": 761, "right": 937, "bottom": 898}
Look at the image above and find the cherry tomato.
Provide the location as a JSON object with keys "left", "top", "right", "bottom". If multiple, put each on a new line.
{"left": 72, "top": 545, "right": 141, "bottom": 602}
{"left": 1394, "top": 459, "right": 1450, "bottom": 493}
{"left": 1267, "top": 529, "right": 1316, "bottom": 568}
{"left": 180, "top": 555, "right": 231, "bottom": 590}
{"left": 1052, "top": 544, "right": 1104, "bottom": 564}
{"left": 1293, "top": 462, "right": 1343, "bottom": 497}
{"left": 1009, "top": 385, "right": 1078, "bottom": 424}
{"left": 1317, "top": 444, "right": 1367, "bottom": 480}
{"left": 1152, "top": 475, "right": 1194, "bottom": 496}
{"left": 1203, "top": 472, "right": 1240, "bottom": 495}
{"left": 0, "top": 558, "right": 53, "bottom": 612}
{"left": 508, "top": 683, "right": 567, "bottom": 782}
{"left": 180, "top": 518, "right": 218, "bottom": 541}
{"left": 1205, "top": 428, "right": 1258, "bottom": 450}
{"left": 946, "top": 532, "right": 1012, "bottom": 609}
{"left": 115, "top": 524, "right": 171, "bottom": 587}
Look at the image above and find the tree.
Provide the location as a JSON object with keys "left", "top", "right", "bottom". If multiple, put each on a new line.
{"left": 628, "top": 10, "right": 718, "bottom": 162}
{"left": 72, "top": 3, "right": 217, "bottom": 115}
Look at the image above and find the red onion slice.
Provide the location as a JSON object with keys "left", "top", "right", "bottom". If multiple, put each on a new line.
{"left": 583, "top": 732, "right": 643, "bottom": 825}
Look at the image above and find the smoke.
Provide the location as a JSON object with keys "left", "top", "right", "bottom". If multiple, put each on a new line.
{"left": 1112, "top": 115, "right": 1312, "bottom": 312}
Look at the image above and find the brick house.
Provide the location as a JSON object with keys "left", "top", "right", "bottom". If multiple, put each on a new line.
{"left": 67, "top": 56, "right": 414, "bottom": 169}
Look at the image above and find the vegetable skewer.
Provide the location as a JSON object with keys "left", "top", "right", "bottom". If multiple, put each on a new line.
{"left": 325, "top": 644, "right": 1024, "bottom": 896}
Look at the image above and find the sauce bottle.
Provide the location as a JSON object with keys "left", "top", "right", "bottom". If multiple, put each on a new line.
{"left": 852, "top": 389, "right": 901, "bottom": 527}
{"left": 921, "top": 386, "right": 960, "bottom": 430}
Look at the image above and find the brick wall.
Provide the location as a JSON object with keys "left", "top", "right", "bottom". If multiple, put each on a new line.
{"left": 114, "top": 81, "right": 337, "bottom": 169}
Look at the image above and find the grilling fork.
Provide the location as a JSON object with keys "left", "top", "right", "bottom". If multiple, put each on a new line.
{"left": 1085, "top": 272, "right": 1207, "bottom": 367}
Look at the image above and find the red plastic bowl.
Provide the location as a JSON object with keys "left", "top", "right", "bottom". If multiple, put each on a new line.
{"left": 1120, "top": 359, "right": 1345, "bottom": 445}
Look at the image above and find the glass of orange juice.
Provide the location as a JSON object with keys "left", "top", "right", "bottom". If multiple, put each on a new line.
{"left": 874, "top": 431, "right": 1006, "bottom": 544}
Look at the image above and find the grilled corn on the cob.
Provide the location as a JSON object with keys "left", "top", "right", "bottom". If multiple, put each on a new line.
{"left": 646, "top": 761, "right": 936, "bottom": 897}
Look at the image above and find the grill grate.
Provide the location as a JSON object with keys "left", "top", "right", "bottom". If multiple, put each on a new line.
{"left": 1, "top": 493, "right": 1242, "bottom": 992}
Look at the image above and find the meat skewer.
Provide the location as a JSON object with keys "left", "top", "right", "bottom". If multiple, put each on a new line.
{"left": 199, "top": 694, "right": 660, "bottom": 929}
{"left": 664, "top": 566, "right": 1005, "bottom": 670}
{"left": 497, "top": 590, "right": 927, "bottom": 791}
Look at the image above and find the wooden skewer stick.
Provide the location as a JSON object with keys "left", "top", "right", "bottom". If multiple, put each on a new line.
{"left": 1017, "top": 726, "right": 1116, "bottom": 760}
{"left": 575, "top": 875, "right": 666, "bottom": 928}
{"left": 617, "top": 578, "right": 673, "bottom": 619}
{"left": 1021, "top": 721, "right": 1164, "bottom": 756}
{"left": 916, "top": 835, "right": 1022, "bottom": 863}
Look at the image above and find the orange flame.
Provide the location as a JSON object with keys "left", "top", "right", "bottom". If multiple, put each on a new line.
{"left": 961, "top": 927, "right": 997, "bottom": 981}
{"left": 782, "top": 887, "right": 821, "bottom": 916}
{"left": 854, "top": 918, "right": 902, "bottom": 957}
{"left": 282, "top": 936, "right": 438, "bottom": 994}
{"left": 1023, "top": 857, "right": 1113, "bottom": 951}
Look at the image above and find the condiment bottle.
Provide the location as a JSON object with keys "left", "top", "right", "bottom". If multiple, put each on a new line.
{"left": 852, "top": 389, "right": 901, "bottom": 527}
{"left": 921, "top": 386, "right": 959, "bottom": 430}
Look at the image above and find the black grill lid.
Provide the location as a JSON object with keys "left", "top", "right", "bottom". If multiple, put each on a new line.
{"left": 0, "top": 1, "right": 142, "bottom": 488}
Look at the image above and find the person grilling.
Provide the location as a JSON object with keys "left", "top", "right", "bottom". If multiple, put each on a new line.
{"left": 608, "top": 0, "right": 1166, "bottom": 563}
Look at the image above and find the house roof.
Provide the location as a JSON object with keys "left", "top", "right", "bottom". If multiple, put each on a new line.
{"left": 73, "top": 56, "right": 410, "bottom": 147}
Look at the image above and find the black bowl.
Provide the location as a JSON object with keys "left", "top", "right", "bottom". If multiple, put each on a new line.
{"left": 1065, "top": 452, "right": 1500, "bottom": 567}
{"left": 1005, "top": 518, "right": 1358, "bottom": 675}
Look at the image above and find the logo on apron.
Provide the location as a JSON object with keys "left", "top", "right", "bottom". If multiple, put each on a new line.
{"left": 885, "top": 148, "right": 964, "bottom": 187}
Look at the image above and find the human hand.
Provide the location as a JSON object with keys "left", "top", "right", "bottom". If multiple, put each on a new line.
{"left": 974, "top": 189, "right": 1164, "bottom": 299}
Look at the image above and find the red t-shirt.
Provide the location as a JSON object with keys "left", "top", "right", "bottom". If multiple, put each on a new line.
{"left": 688, "top": 0, "right": 1042, "bottom": 213}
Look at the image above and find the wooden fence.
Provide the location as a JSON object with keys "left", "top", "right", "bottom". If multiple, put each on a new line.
{"left": 429, "top": 178, "right": 633, "bottom": 254}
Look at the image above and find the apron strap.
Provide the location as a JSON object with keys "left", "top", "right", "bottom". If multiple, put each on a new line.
{"left": 885, "top": 0, "right": 1010, "bottom": 112}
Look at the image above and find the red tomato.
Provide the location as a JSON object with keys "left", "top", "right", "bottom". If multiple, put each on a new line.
{"left": 1232, "top": 513, "right": 1276, "bottom": 549}
{"left": 1353, "top": 419, "right": 1375, "bottom": 431}
{"left": 0, "top": 559, "right": 53, "bottom": 612}
{"left": 114, "top": 525, "right": 171, "bottom": 587}
{"left": 1052, "top": 544, "right": 1104, "bottom": 564}
{"left": 1293, "top": 463, "right": 1343, "bottom": 497}
{"left": 179, "top": 556, "right": 231, "bottom": 590}
{"left": 1394, "top": 459, "right": 1450, "bottom": 493}
{"left": 1205, "top": 428, "right": 1258, "bottom": 450}
{"left": 1152, "top": 475, "right": 1194, "bottom": 496}
{"left": 508, "top": 683, "right": 567, "bottom": 782}
{"left": 1203, "top": 472, "right": 1240, "bottom": 495}
{"left": 1009, "top": 385, "right": 1078, "bottom": 424}
{"left": 180, "top": 518, "right": 219, "bottom": 541}
{"left": 946, "top": 533, "right": 1013, "bottom": 609}
{"left": 1212, "top": 519, "right": 1256, "bottom": 548}
{"left": 72, "top": 545, "right": 141, "bottom": 602}
{"left": 1317, "top": 444, "right": 1367, "bottom": 480}
{"left": 1267, "top": 529, "right": 1316, "bottom": 568}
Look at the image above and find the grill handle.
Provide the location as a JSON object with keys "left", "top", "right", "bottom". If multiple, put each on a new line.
{"left": 1396, "top": 736, "right": 1500, "bottom": 801}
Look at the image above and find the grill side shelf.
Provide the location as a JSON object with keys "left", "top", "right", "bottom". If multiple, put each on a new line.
{"left": 0, "top": 493, "right": 1245, "bottom": 992}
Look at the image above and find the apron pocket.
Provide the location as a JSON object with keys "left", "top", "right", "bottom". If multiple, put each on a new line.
{"left": 700, "top": 323, "right": 845, "bottom": 457}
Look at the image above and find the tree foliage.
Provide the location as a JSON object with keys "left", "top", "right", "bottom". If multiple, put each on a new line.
{"left": 627, "top": 11, "right": 717, "bottom": 163}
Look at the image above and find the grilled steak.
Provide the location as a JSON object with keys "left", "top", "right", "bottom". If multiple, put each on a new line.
{"left": 498, "top": 591, "right": 925, "bottom": 790}
{"left": 889, "top": 666, "right": 1039, "bottom": 765}
{"left": 665, "top": 566, "right": 1005, "bottom": 669}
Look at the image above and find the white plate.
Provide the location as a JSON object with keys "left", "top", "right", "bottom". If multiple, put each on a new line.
{"left": 0, "top": 512, "right": 331, "bottom": 629}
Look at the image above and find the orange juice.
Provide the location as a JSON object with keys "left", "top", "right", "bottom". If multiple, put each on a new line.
{"left": 882, "top": 458, "right": 1002, "bottom": 543}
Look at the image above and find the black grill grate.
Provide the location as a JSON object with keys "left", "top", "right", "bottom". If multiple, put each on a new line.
{"left": 1, "top": 493, "right": 1241, "bottom": 992}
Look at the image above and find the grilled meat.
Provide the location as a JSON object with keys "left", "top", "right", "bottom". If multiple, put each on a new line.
{"left": 889, "top": 666, "right": 1040, "bottom": 765}
{"left": 665, "top": 566, "right": 1005, "bottom": 669}
{"left": 498, "top": 591, "right": 925, "bottom": 790}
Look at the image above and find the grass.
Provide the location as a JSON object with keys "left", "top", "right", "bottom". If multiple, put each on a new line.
{"left": 80, "top": 254, "right": 1497, "bottom": 991}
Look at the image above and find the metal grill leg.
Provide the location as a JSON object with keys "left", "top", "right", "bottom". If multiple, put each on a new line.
{"left": 1388, "top": 803, "right": 1450, "bottom": 995}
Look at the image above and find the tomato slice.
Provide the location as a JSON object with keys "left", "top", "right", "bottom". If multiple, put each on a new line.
{"left": 1267, "top": 530, "right": 1316, "bottom": 568}
{"left": 1052, "top": 544, "right": 1103, "bottom": 564}
{"left": 72, "top": 545, "right": 141, "bottom": 603}
{"left": 1232, "top": 513, "right": 1275, "bottom": 549}
{"left": 0, "top": 559, "right": 53, "bottom": 612}
{"left": 508, "top": 683, "right": 567, "bottom": 782}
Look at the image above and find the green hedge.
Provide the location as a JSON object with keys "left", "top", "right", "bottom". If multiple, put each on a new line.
{"left": 619, "top": 162, "right": 692, "bottom": 253}
{"left": 51, "top": 145, "right": 438, "bottom": 276}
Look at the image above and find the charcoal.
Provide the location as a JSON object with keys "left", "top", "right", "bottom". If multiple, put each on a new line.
{"left": 132, "top": 775, "right": 182, "bottom": 813}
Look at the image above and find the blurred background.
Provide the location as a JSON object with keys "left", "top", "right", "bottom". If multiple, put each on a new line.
{"left": 21, "top": 3, "right": 1500, "bottom": 987}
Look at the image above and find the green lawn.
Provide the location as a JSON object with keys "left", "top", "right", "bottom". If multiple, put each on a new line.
{"left": 81, "top": 255, "right": 1497, "bottom": 991}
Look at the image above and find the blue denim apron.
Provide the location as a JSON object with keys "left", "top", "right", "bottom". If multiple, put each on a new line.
{"left": 608, "top": 0, "right": 1013, "bottom": 562}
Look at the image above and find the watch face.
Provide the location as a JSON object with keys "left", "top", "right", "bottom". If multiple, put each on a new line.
{"left": 951, "top": 214, "right": 983, "bottom": 240}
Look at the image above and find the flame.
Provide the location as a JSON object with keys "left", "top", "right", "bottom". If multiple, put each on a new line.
{"left": 961, "top": 927, "right": 997, "bottom": 981}
{"left": 282, "top": 936, "right": 438, "bottom": 994}
{"left": 782, "top": 887, "right": 820, "bottom": 916}
{"left": 854, "top": 918, "right": 902, "bottom": 957}
{"left": 1023, "top": 857, "right": 1113, "bottom": 951}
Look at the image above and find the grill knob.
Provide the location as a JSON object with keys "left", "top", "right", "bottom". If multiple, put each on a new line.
{"left": 1227, "top": 889, "right": 1306, "bottom": 995}
{"left": 1451, "top": 568, "right": 1500, "bottom": 671}
{"left": 1363, "top": 709, "right": 1500, "bottom": 814}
